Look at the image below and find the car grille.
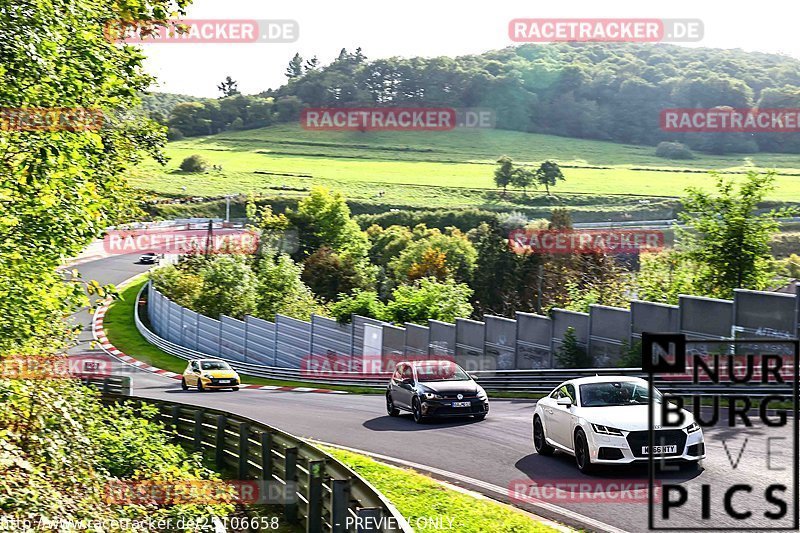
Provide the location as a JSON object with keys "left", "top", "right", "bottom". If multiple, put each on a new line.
{"left": 434, "top": 402, "right": 488, "bottom": 415}
{"left": 626, "top": 430, "right": 687, "bottom": 458}
{"left": 440, "top": 393, "right": 477, "bottom": 399}
{"left": 209, "top": 378, "right": 237, "bottom": 385}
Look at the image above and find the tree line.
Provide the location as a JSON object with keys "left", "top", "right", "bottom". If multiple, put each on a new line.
{"left": 145, "top": 43, "right": 800, "bottom": 154}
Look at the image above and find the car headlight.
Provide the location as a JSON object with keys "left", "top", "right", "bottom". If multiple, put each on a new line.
{"left": 591, "top": 424, "right": 624, "bottom": 436}
{"left": 477, "top": 387, "right": 487, "bottom": 400}
{"left": 422, "top": 392, "right": 443, "bottom": 400}
{"left": 686, "top": 422, "right": 701, "bottom": 434}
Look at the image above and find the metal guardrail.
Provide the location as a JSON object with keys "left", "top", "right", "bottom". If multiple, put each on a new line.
{"left": 132, "top": 283, "right": 796, "bottom": 396}
{"left": 80, "top": 376, "right": 411, "bottom": 533}
{"left": 81, "top": 375, "right": 133, "bottom": 395}
{"left": 101, "top": 394, "right": 411, "bottom": 533}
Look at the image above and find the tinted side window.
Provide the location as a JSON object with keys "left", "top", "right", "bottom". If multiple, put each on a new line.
{"left": 566, "top": 384, "right": 576, "bottom": 402}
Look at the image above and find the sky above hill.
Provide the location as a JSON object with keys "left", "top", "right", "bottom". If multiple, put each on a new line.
{"left": 142, "top": 0, "right": 800, "bottom": 97}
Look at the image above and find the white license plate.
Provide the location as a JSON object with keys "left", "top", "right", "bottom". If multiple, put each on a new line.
{"left": 642, "top": 445, "right": 677, "bottom": 454}
{"left": 452, "top": 401, "right": 470, "bottom": 408}
{"left": 217, "top": 380, "right": 230, "bottom": 384}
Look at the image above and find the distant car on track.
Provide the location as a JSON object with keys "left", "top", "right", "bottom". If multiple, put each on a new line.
{"left": 138, "top": 252, "right": 160, "bottom": 264}
{"left": 386, "top": 360, "right": 489, "bottom": 423}
{"left": 533, "top": 376, "right": 704, "bottom": 473}
{"left": 182, "top": 359, "right": 240, "bottom": 391}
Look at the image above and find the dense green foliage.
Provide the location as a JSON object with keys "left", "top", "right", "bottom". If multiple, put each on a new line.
{"left": 555, "top": 327, "right": 593, "bottom": 368}
{"left": 0, "top": 380, "right": 233, "bottom": 526}
{"left": 139, "top": 92, "right": 204, "bottom": 124}
{"left": 0, "top": 0, "right": 261, "bottom": 525}
{"left": 677, "top": 171, "right": 786, "bottom": 298}
{"left": 157, "top": 43, "right": 800, "bottom": 154}
{"left": 329, "top": 278, "right": 474, "bottom": 325}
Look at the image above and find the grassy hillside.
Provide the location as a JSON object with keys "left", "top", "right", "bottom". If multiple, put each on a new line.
{"left": 132, "top": 124, "right": 800, "bottom": 213}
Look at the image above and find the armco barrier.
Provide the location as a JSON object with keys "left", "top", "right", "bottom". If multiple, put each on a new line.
{"left": 132, "top": 282, "right": 796, "bottom": 396}
{"left": 81, "top": 375, "right": 132, "bottom": 395}
{"left": 95, "top": 390, "right": 410, "bottom": 532}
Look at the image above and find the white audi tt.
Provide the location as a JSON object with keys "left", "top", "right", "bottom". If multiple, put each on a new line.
{"left": 533, "top": 376, "right": 705, "bottom": 473}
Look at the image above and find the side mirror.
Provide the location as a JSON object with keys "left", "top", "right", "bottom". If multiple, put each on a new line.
{"left": 556, "top": 396, "right": 572, "bottom": 407}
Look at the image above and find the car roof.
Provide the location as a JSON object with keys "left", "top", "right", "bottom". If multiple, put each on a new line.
{"left": 566, "top": 375, "right": 648, "bottom": 386}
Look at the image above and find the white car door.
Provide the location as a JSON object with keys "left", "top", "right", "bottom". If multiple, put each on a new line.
{"left": 550, "top": 384, "right": 577, "bottom": 449}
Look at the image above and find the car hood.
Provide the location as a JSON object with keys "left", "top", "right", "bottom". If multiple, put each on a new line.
{"left": 203, "top": 370, "right": 238, "bottom": 379}
{"left": 419, "top": 380, "right": 478, "bottom": 395}
{"left": 581, "top": 404, "right": 694, "bottom": 431}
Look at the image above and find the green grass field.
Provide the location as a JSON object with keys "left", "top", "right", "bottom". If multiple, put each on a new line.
{"left": 132, "top": 124, "right": 800, "bottom": 212}
{"left": 324, "top": 446, "right": 559, "bottom": 533}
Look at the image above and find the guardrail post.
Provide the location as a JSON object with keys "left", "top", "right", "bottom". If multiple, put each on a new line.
{"left": 215, "top": 415, "right": 227, "bottom": 469}
{"left": 238, "top": 423, "right": 250, "bottom": 479}
{"left": 260, "top": 431, "right": 273, "bottom": 480}
{"left": 102, "top": 377, "right": 111, "bottom": 394}
{"left": 284, "top": 447, "right": 298, "bottom": 524}
{"left": 331, "top": 479, "right": 351, "bottom": 533}
{"left": 356, "top": 508, "right": 382, "bottom": 532}
{"left": 306, "top": 460, "right": 324, "bottom": 533}
{"left": 120, "top": 376, "right": 132, "bottom": 396}
{"left": 193, "top": 409, "right": 205, "bottom": 452}
{"left": 170, "top": 404, "right": 181, "bottom": 436}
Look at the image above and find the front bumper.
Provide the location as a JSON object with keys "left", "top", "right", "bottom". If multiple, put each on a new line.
{"left": 420, "top": 398, "right": 489, "bottom": 417}
{"left": 201, "top": 377, "right": 240, "bottom": 389}
{"left": 587, "top": 428, "right": 705, "bottom": 464}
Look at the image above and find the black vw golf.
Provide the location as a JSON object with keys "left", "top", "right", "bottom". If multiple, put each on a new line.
{"left": 386, "top": 360, "right": 489, "bottom": 423}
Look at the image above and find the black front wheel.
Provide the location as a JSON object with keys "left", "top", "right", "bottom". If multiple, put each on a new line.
{"left": 231, "top": 387, "right": 239, "bottom": 391}
{"left": 533, "top": 416, "right": 554, "bottom": 456}
{"left": 197, "top": 380, "right": 205, "bottom": 392}
{"left": 574, "top": 429, "right": 595, "bottom": 473}
{"left": 386, "top": 394, "right": 400, "bottom": 417}
{"left": 412, "top": 398, "right": 425, "bottom": 424}
{"left": 181, "top": 378, "right": 188, "bottom": 391}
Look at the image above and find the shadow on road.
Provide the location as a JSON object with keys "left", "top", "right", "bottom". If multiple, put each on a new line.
{"left": 363, "top": 414, "right": 483, "bottom": 432}
{"left": 514, "top": 452, "right": 703, "bottom": 483}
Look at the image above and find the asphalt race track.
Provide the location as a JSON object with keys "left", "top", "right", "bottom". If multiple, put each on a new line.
{"left": 68, "top": 255, "right": 798, "bottom": 533}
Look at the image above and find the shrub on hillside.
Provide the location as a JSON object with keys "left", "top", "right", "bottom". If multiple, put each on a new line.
{"left": 355, "top": 208, "right": 499, "bottom": 232}
{"left": 167, "top": 127, "right": 184, "bottom": 140}
{"left": 655, "top": 141, "right": 694, "bottom": 160}
{"left": 179, "top": 154, "right": 210, "bottom": 172}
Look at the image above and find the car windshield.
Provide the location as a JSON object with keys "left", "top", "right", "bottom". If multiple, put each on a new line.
{"left": 579, "top": 381, "right": 661, "bottom": 407}
{"left": 201, "top": 361, "right": 231, "bottom": 370}
{"left": 414, "top": 362, "right": 471, "bottom": 382}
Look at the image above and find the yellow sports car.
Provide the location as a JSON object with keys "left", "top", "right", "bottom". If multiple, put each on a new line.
{"left": 181, "top": 359, "right": 240, "bottom": 391}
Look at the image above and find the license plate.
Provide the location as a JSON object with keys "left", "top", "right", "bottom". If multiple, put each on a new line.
{"left": 642, "top": 445, "right": 677, "bottom": 454}
{"left": 217, "top": 380, "right": 230, "bottom": 384}
{"left": 452, "top": 401, "right": 470, "bottom": 408}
